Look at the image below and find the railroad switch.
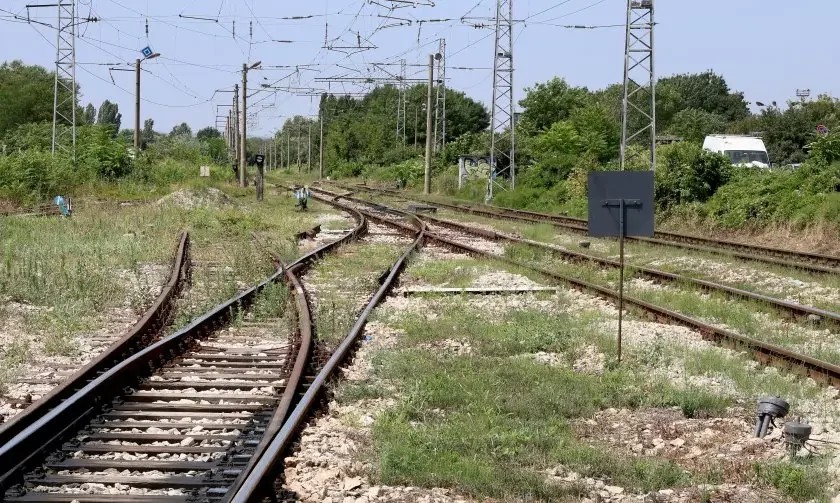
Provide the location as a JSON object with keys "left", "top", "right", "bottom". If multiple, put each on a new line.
{"left": 754, "top": 396, "right": 789, "bottom": 438}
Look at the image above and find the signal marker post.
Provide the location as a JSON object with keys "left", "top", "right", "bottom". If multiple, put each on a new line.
{"left": 588, "top": 171, "right": 654, "bottom": 364}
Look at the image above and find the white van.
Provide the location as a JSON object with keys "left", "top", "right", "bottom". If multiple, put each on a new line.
{"left": 702, "top": 135, "right": 770, "bottom": 168}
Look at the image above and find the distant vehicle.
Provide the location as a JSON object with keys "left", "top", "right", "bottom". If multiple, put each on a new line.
{"left": 702, "top": 135, "right": 770, "bottom": 168}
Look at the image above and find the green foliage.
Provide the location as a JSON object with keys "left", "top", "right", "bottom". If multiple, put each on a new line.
{"left": 83, "top": 103, "right": 96, "bottom": 125}
{"left": 364, "top": 158, "right": 424, "bottom": 187}
{"left": 754, "top": 461, "right": 830, "bottom": 501}
{"left": 807, "top": 130, "right": 840, "bottom": 166}
{"left": 527, "top": 121, "right": 583, "bottom": 186}
{"left": 518, "top": 77, "right": 589, "bottom": 132}
{"left": 655, "top": 142, "right": 733, "bottom": 208}
{"left": 668, "top": 108, "right": 728, "bottom": 143}
{"left": 0, "top": 150, "right": 88, "bottom": 201}
{"left": 96, "top": 100, "right": 121, "bottom": 132}
{"left": 704, "top": 162, "right": 840, "bottom": 228}
{"left": 169, "top": 122, "right": 192, "bottom": 138}
{"left": 657, "top": 71, "right": 750, "bottom": 122}
{"left": 196, "top": 126, "right": 221, "bottom": 141}
{"left": 0, "top": 61, "right": 72, "bottom": 139}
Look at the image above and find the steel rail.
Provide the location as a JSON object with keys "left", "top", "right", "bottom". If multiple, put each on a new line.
{"left": 0, "top": 205, "right": 368, "bottom": 496}
{"left": 0, "top": 231, "right": 191, "bottom": 446}
{"left": 338, "top": 182, "right": 840, "bottom": 275}
{"left": 225, "top": 196, "right": 426, "bottom": 503}
{"left": 417, "top": 211, "right": 840, "bottom": 326}
{"left": 321, "top": 189, "right": 840, "bottom": 389}
{"left": 313, "top": 186, "right": 840, "bottom": 325}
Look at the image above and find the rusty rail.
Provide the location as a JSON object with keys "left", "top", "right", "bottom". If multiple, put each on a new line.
{"left": 0, "top": 205, "right": 368, "bottom": 497}
{"left": 338, "top": 182, "right": 840, "bottom": 274}
{"left": 0, "top": 231, "right": 191, "bottom": 446}
{"left": 320, "top": 188, "right": 840, "bottom": 389}
{"left": 225, "top": 195, "right": 425, "bottom": 503}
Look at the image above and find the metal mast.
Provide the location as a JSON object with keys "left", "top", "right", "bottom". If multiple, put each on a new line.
{"left": 620, "top": 0, "right": 656, "bottom": 171}
{"left": 487, "top": 0, "right": 514, "bottom": 200}
{"left": 396, "top": 59, "right": 407, "bottom": 145}
{"left": 433, "top": 38, "right": 447, "bottom": 153}
{"left": 51, "top": 0, "right": 77, "bottom": 160}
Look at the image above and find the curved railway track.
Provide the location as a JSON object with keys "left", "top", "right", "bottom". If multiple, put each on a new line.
{"left": 335, "top": 182, "right": 840, "bottom": 274}
{"left": 0, "top": 205, "right": 368, "bottom": 502}
{"left": 0, "top": 231, "right": 191, "bottom": 442}
{"left": 312, "top": 187, "right": 840, "bottom": 389}
{"left": 223, "top": 194, "right": 426, "bottom": 503}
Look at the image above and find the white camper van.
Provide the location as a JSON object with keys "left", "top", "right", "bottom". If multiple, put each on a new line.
{"left": 702, "top": 135, "right": 770, "bottom": 168}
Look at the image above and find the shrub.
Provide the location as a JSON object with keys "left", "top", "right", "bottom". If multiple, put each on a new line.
{"left": 655, "top": 142, "right": 733, "bottom": 209}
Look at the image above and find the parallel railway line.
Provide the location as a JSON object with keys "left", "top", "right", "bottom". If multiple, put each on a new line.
{"left": 311, "top": 187, "right": 840, "bottom": 389}
{"left": 337, "top": 182, "right": 840, "bottom": 274}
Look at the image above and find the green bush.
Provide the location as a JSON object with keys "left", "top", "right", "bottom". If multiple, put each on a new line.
{"left": 0, "top": 150, "right": 93, "bottom": 201}
{"left": 655, "top": 142, "right": 733, "bottom": 209}
{"left": 704, "top": 162, "right": 840, "bottom": 227}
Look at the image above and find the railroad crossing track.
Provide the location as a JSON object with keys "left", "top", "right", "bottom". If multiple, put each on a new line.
{"left": 334, "top": 182, "right": 840, "bottom": 274}
{"left": 0, "top": 203, "right": 369, "bottom": 502}
{"left": 310, "top": 187, "right": 840, "bottom": 389}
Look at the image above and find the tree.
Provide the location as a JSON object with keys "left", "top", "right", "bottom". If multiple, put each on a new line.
{"left": 169, "top": 122, "right": 192, "bottom": 138}
{"left": 658, "top": 71, "right": 749, "bottom": 122}
{"left": 0, "top": 61, "right": 76, "bottom": 139}
{"left": 518, "top": 78, "right": 590, "bottom": 133}
{"left": 96, "top": 100, "right": 121, "bottom": 132}
{"left": 83, "top": 103, "right": 96, "bottom": 125}
{"left": 141, "top": 118, "right": 155, "bottom": 145}
{"left": 668, "top": 108, "right": 728, "bottom": 144}
{"left": 196, "top": 127, "right": 221, "bottom": 141}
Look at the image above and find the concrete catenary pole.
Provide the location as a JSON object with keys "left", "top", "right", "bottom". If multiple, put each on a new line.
{"left": 424, "top": 54, "right": 434, "bottom": 195}
{"left": 319, "top": 110, "right": 325, "bottom": 179}
{"left": 308, "top": 122, "right": 312, "bottom": 173}
{"left": 134, "top": 59, "right": 141, "bottom": 153}
{"left": 239, "top": 64, "right": 247, "bottom": 188}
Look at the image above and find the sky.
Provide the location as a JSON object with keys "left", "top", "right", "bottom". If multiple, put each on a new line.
{"left": 1, "top": 1, "right": 838, "bottom": 137}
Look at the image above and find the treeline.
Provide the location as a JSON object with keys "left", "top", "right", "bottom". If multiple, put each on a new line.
{"left": 0, "top": 60, "right": 230, "bottom": 202}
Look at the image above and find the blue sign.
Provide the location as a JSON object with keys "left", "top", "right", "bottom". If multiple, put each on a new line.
{"left": 141, "top": 46, "right": 153, "bottom": 58}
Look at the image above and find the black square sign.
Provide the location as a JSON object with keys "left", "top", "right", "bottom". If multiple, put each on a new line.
{"left": 587, "top": 171, "right": 654, "bottom": 238}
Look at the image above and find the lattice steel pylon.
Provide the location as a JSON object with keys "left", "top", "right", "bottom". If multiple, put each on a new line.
{"left": 52, "top": 0, "right": 77, "bottom": 160}
{"left": 487, "top": 0, "right": 514, "bottom": 201}
{"left": 620, "top": 0, "right": 656, "bottom": 171}
{"left": 395, "top": 59, "right": 407, "bottom": 145}
{"left": 433, "top": 38, "right": 446, "bottom": 153}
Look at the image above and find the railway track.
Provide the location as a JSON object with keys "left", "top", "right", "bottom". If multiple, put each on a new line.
{"left": 312, "top": 187, "right": 840, "bottom": 389}
{"left": 222, "top": 194, "right": 426, "bottom": 503}
{"left": 335, "top": 182, "right": 840, "bottom": 275}
{"left": 0, "top": 231, "right": 191, "bottom": 438}
{"left": 0, "top": 206, "right": 368, "bottom": 502}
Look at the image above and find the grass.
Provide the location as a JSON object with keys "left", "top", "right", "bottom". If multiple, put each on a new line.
{"left": 0, "top": 182, "right": 331, "bottom": 391}
{"left": 404, "top": 257, "right": 492, "bottom": 288}
{"left": 427, "top": 201, "right": 840, "bottom": 314}
{"left": 361, "top": 294, "right": 738, "bottom": 501}
{"left": 503, "top": 241, "right": 840, "bottom": 366}
{"left": 754, "top": 460, "right": 831, "bottom": 502}
{"left": 310, "top": 242, "right": 406, "bottom": 348}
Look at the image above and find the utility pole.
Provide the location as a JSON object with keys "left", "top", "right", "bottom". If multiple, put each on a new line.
{"left": 620, "top": 0, "right": 656, "bottom": 171}
{"left": 414, "top": 105, "right": 419, "bottom": 148}
{"left": 424, "top": 54, "right": 434, "bottom": 195}
{"left": 240, "top": 64, "right": 248, "bottom": 187}
{"left": 297, "top": 122, "right": 302, "bottom": 167}
{"left": 487, "top": 0, "right": 515, "bottom": 200}
{"left": 233, "top": 85, "right": 240, "bottom": 175}
{"left": 396, "top": 59, "right": 407, "bottom": 145}
{"left": 134, "top": 59, "right": 141, "bottom": 152}
{"left": 287, "top": 130, "right": 292, "bottom": 172}
{"left": 319, "top": 109, "right": 325, "bottom": 178}
{"left": 307, "top": 122, "right": 312, "bottom": 173}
